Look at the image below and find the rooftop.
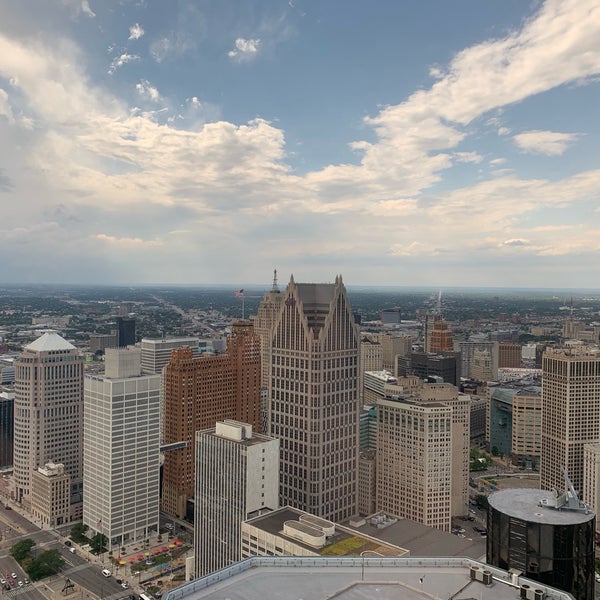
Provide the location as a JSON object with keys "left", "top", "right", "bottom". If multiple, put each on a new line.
{"left": 488, "top": 488, "right": 595, "bottom": 525}
{"left": 163, "top": 557, "right": 574, "bottom": 600}
{"left": 25, "top": 331, "right": 76, "bottom": 352}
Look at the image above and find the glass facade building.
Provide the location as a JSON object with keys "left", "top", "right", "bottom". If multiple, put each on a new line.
{"left": 487, "top": 488, "right": 595, "bottom": 600}
{"left": 0, "top": 393, "right": 14, "bottom": 469}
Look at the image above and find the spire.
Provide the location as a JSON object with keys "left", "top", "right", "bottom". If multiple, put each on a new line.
{"left": 272, "top": 269, "right": 279, "bottom": 292}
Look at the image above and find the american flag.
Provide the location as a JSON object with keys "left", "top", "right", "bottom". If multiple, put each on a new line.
{"left": 234, "top": 289, "right": 244, "bottom": 298}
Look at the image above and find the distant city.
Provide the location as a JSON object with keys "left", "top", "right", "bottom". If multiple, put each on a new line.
{"left": 1, "top": 277, "right": 600, "bottom": 600}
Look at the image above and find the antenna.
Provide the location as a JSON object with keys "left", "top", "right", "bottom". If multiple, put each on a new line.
{"left": 272, "top": 269, "right": 279, "bottom": 292}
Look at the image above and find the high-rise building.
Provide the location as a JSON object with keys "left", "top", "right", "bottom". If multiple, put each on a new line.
{"left": 380, "top": 307, "right": 402, "bottom": 325}
{"left": 359, "top": 336, "right": 383, "bottom": 402}
{"left": 380, "top": 333, "right": 412, "bottom": 372}
{"left": 0, "top": 391, "right": 14, "bottom": 469}
{"left": 377, "top": 396, "right": 452, "bottom": 530}
{"left": 498, "top": 343, "right": 522, "bottom": 368}
{"left": 541, "top": 350, "right": 600, "bottom": 495}
{"left": 162, "top": 321, "right": 262, "bottom": 518}
{"left": 83, "top": 348, "right": 160, "bottom": 548}
{"left": 406, "top": 351, "right": 460, "bottom": 386}
{"left": 471, "top": 349, "right": 495, "bottom": 382}
{"left": 583, "top": 443, "right": 600, "bottom": 534}
{"left": 13, "top": 332, "right": 83, "bottom": 512}
{"left": 30, "top": 462, "right": 71, "bottom": 528}
{"left": 195, "top": 420, "right": 279, "bottom": 578}
{"left": 251, "top": 270, "right": 284, "bottom": 390}
{"left": 116, "top": 316, "right": 136, "bottom": 347}
{"left": 268, "top": 275, "right": 360, "bottom": 522}
{"left": 458, "top": 341, "right": 498, "bottom": 380}
{"left": 140, "top": 337, "right": 201, "bottom": 375}
{"left": 428, "top": 317, "right": 454, "bottom": 354}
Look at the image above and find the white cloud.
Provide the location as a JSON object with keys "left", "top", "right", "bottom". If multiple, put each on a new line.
{"left": 512, "top": 130, "right": 581, "bottom": 155}
{"left": 136, "top": 80, "right": 161, "bottom": 102}
{"left": 61, "top": 0, "right": 95, "bottom": 18}
{"left": 454, "top": 151, "right": 483, "bottom": 164}
{"left": 128, "top": 23, "right": 145, "bottom": 41}
{"left": 489, "top": 158, "right": 506, "bottom": 166}
{"left": 94, "top": 234, "right": 162, "bottom": 247}
{"left": 108, "top": 53, "right": 140, "bottom": 74}
{"left": 228, "top": 38, "right": 261, "bottom": 61}
{"left": 497, "top": 127, "right": 511, "bottom": 136}
{"left": 0, "top": 88, "right": 14, "bottom": 123}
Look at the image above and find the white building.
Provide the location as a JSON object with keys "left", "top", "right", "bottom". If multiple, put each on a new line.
{"left": 83, "top": 347, "right": 161, "bottom": 548}
{"left": 194, "top": 420, "right": 279, "bottom": 578}
{"left": 140, "top": 337, "right": 201, "bottom": 374}
{"left": 13, "top": 331, "right": 83, "bottom": 512}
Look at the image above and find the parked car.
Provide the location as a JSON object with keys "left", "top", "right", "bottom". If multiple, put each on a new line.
{"left": 121, "top": 583, "right": 129, "bottom": 589}
{"left": 65, "top": 540, "right": 72, "bottom": 547}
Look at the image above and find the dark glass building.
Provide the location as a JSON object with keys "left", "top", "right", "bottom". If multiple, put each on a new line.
{"left": 0, "top": 392, "right": 14, "bottom": 469}
{"left": 402, "top": 351, "right": 460, "bottom": 386}
{"left": 487, "top": 488, "right": 595, "bottom": 600}
{"left": 116, "top": 317, "right": 136, "bottom": 347}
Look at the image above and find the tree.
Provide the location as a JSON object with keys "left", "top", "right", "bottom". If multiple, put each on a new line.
{"left": 475, "top": 494, "right": 489, "bottom": 510}
{"left": 491, "top": 446, "right": 499, "bottom": 456}
{"left": 11, "top": 539, "right": 36, "bottom": 562}
{"left": 90, "top": 533, "right": 108, "bottom": 554}
{"left": 70, "top": 523, "right": 89, "bottom": 543}
{"left": 26, "top": 549, "right": 64, "bottom": 581}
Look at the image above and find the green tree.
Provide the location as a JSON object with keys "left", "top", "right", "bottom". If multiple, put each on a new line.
{"left": 25, "top": 549, "right": 64, "bottom": 581}
{"left": 10, "top": 539, "right": 36, "bottom": 562}
{"left": 90, "top": 533, "right": 108, "bottom": 554}
{"left": 70, "top": 522, "right": 89, "bottom": 543}
{"left": 475, "top": 494, "right": 489, "bottom": 510}
{"left": 491, "top": 446, "right": 499, "bottom": 456}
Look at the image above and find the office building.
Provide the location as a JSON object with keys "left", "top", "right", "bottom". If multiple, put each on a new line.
{"left": 540, "top": 350, "right": 600, "bottom": 495}
{"left": 267, "top": 275, "right": 360, "bottom": 522}
{"left": 358, "top": 450, "right": 376, "bottom": 515}
{"left": 406, "top": 351, "right": 460, "bottom": 386}
{"left": 458, "top": 341, "right": 498, "bottom": 380}
{"left": 471, "top": 349, "right": 495, "bottom": 382}
{"left": 195, "top": 420, "right": 279, "bottom": 578}
{"left": 89, "top": 333, "right": 117, "bottom": 354}
{"left": 498, "top": 343, "right": 522, "bottom": 369}
{"left": 162, "top": 321, "right": 261, "bottom": 518}
{"left": 140, "top": 337, "right": 201, "bottom": 375}
{"left": 13, "top": 331, "right": 83, "bottom": 512}
{"left": 83, "top": 347, "right": 161, "bottom": 548}
{"left": 380, "top": 307, "right": 402, "bottom": 325}
{"left": 251, "top": 270, "right": 284, "bottom": 390}
{"left": 116, "top": 316, "right": 136, "bottom": 347}
{"left": 359, "top": 404, "right": 377, "bottom": 450}
{"left": 428, "top": 316, "right": 453, "bottom": 353}
{"left": 0, "top": 391, "right": 14, "bottom": 469}
{"left": 30, "top": 462, "right": 71, "bottom": 528}
{"left": 241, "top": 506, "right": 408, "bottom": 558}
{"left": 377, "top": 396, "right": 452, "bottom": 531}
{"left": 487, "top": 487, "right": 595, "bottom": 600}
{"left": 380, "top": 333, "right": 412, "bottom": 372}
{"left": 359, "top": 336, "right": 382, "bottom": 402}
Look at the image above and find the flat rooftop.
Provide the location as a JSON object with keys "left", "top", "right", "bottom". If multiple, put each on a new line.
{"left": 163, "top": 557, "right": 574, "bottom": 600}
{"left": 346, "top": 516, "right": 486, "bottom": 559}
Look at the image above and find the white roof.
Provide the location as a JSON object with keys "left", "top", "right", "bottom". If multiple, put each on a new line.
{"left": 25, "top": 331, "right": 76, "bottom": 352}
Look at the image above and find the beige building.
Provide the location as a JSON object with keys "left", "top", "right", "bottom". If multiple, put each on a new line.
{"left": 377, "top": 396, "right": 453, "bottom": 531}
{"left": 359, "top": 337, "right": 383, "bottom": 401}
{"left": 583, "top": 443, "right": 600, "bottom": 532}
{"left": 471, "top": 349, "right": 495, "bottom": 382}
{"left": 30, "top": 462, "right": 71, "bottom": 528}
{"left": 380, "top": 333, "right": 412, "bottom": 372}
{"left": 358, "top": 450, "right": 376, "bottom": 516}
{"left": 512, "top": 391, "right": 542, "bottom": 462}
{"left": 242, "top": 506, "right": 409, "bottom": 558}
{"left": 13, "top": 332, "right": 83, "bottom": 514}
{"left": 267, "top": 275, "right": 360, "bottom": 523}
{"left": 541, "top": 350, "right": 600, "bottom": 495}
{"left": 498, "top": 343, "right": 522, "bottom": 369}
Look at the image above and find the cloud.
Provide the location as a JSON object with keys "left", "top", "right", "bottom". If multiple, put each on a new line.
{"left": 512, "top": 130, "right": 581, "bottom": 155}
{"left": 497, "top": 127, "right": 511, "bottom": 136}
{"left": 0, "top": 88, "right": 14, "bottom": 123}
{"left": 489, "top": 158, "right": 506, "bottom": 166}
{"left": 454, "top": 151, "right": 483, "bottom": 164}
{"left": 61, "top": 0, "right": 96, "bottom": 18}
{"left": 228, "top": 38, "right": 261, "bottom": 61}
{"left": 108, "top": 53, "right": 140, "bottom": 74}
{"left": 94, "top": 233, "right": 162, "bottom": 247}
{"left": 128, "top": 23, "right": 144, "bottom": 41}
{"left": 136, "top": 80, "right": 161, "bottom": 102}
{"left": 502, "top": 238, "right": 530, "bottom": 246}
{"left": 0, "top": 168, "right": 14, "bottom": 192}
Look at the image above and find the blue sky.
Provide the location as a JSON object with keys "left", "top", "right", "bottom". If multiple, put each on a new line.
{"left": 0, "top": 0, "right": 599, "bottom": 288}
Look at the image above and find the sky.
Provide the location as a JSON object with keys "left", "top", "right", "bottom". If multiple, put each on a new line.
{"left": 0, "top": 0, "right": 599, "bottom": 289}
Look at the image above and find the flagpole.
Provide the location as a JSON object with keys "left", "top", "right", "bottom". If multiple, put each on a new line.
{"left": 242, "top": 295, "right": 245, "bottom": 320}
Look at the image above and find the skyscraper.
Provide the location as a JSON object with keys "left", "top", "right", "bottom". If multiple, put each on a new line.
{"left": 0, "top": 391, "right": 14, "bottom": 469}
{"left": 541, "top": 350, "right": 600, "bottom": 495}
{"left": 268, "top": 275, "right": 360, "bottom": 522}
{"left": 116, "top": 316, "right": 136, "bottom": 347}
{"left": 13, "top": 331, "right": 83, "bottom": 511}
{"left": 162, "top": 321, "right": 261, "bottom": 518}
{"left": 194, "top": 420, "right": 279, "bottom": 578}
{"left": 83, "top": 348, "right": 160, "bottom": 548}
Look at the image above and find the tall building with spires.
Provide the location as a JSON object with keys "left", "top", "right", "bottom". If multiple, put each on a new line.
{"left": 268, "top": 275, "right": 360, "bottom": 522}
{"left": 13, "top": 331, "right": 83, "bottom": 511}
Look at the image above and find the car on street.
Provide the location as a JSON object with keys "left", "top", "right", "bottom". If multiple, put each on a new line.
{"left": 8, "top": 579, "right": 14, "bottom": 586}
{"left": 0, "top": 579, "right": 5, "bottom": 585}
{"left": 65, "top": 540, "right": 72, "bottom": 547}
{"left": 18, "top": 581, "right": 23, "bottom": 587}
{"left": 10, "top": 573, "right": 16, "bottom": 579}
{"left": 121, "top": 583, "right": 129, "bottom": 589}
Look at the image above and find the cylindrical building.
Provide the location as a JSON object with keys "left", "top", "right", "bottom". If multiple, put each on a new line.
{"left": 487, "top": 488, "right": 595, "bottom": 600}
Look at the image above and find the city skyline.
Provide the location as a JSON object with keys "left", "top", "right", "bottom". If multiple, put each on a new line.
{"left": 1, "top": 1, "right": 599, "bottom": 287}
